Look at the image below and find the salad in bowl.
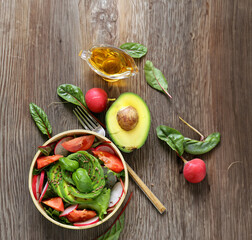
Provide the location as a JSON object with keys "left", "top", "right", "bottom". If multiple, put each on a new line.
{"left": 29, "top": 130, "right": 128, "bottom": 229}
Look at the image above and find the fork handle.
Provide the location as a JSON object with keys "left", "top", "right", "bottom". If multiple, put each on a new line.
{"left": 125, "top": 162, "right": 166, "bottom": 214}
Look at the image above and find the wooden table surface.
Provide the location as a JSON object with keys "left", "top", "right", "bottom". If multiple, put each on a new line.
{"left": 1, "top": 0, "right": 251, "bottom": 239}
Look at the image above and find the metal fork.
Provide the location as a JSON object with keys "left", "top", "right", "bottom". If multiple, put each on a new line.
{"left": 73, "top": 106, "right": 166, "bottom": 214}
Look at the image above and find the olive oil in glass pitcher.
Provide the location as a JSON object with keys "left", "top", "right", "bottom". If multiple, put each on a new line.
{"left": 79, "top": 45, "right": 138, "bottom": 82}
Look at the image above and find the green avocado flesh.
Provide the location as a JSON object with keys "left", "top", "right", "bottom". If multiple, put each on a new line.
{"left": 78, "top": 188, "right": 111, "bottom": 219}
{"left": 47, "top": 151, "right": 109, "bottom": 219}
{"left": 106, "top": 92, "right": 151, "bottom": 153}
{"left": 72, "top": 168, "right": 93, "bottom": 193}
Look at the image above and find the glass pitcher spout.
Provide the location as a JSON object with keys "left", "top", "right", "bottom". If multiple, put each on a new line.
{"left": 79, "top": 50, "right": 89, "bottom": 61}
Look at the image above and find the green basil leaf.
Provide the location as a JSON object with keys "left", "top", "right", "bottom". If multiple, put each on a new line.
{"left": 184, "top": 132, "right": 221, "bottom": 155}
{"left": 97, "top": 192, "right": 132, "bottom": 240}
{"left": 33, "top": 165, "right": 51, "bottom": 175}
{"left": 57, "top": 84, "right": 87, "bottom": 108}
{"left": 29, "top": 103, "right": 52, "bottom": 138}
{"left": 97, "top": 213, "right": 125, "bottom": 240}
{"left": 33, "top": 168, "right": 42, "bottom": 175}
{"left": 156, "top": 125, "right": 184, "bottom": 156}
{"left": 42, "top": 182, "right": 57, "bottom": 199}
{"left": 91, "top": 141, "right": 103, "bottom": 148}
{"left": 120, "top": 42, "right": 147, "bottom": 58}
{"left": 144, "top": 61, "right": 172, "bottom": 98}
{"left": 43, "top": 207, "right": 71, "bottom": 225}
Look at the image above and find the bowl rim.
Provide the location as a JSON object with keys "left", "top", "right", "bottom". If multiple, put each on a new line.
{"left": 28, "top": 129, "right": 129, "bottom": 230}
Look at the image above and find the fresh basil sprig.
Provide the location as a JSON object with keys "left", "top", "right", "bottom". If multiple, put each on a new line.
{"left": 43, "top": 207, "right": 71, "bottom": 225}
{"left": 184, "top": 132, "right": 221, "bottom": 155}
{"left": 29, "top": 103, "right": 52, "bottom": 138}
{"left": 57, "top": 84, "right": 87, "bottom": 108}
{"left": 97, "top": 192, "right": 132, "bottom": 240}
{"left": 156, "top": 125, "right": 184, "bottom": 156}
{"left": 97, "top": 213, "right": 125, "bottom": 240}
{"left": 120, "top": 42, "right": 147, "bottom": 58}
{"left": 33, "top": 168, "right": 43, "bottom": 175}
{"left": 144, "top": 60, "right": 172, "bottom": 99}
{"left": 156, "top": 125, "right": 221, "bottom": 155}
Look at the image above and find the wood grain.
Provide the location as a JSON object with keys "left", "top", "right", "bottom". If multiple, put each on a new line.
{"left": 125, "top": 163, "right": 166, "bottom": 214}
{"left": 0, "top": 0, "right": 251, "bottom": 239}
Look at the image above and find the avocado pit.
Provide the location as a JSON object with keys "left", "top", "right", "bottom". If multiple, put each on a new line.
{"left": 117, "top": 106, "right": 139, "bottom": 131}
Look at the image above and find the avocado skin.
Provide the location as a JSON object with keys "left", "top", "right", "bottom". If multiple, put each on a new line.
{"left": 105, "top": 92, "right": 151, "bottom": 153}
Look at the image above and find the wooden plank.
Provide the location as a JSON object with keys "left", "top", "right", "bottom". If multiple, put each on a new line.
{"left": 0, "top": 0, "right": 251, "bottom": 239}
{"left": 209, "top": 0, "right": 252, "bottom": 239}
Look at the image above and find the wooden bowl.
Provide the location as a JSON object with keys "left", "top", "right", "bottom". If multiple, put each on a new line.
{"left": 28, "top": 129, "right": 129, "bottom": 230}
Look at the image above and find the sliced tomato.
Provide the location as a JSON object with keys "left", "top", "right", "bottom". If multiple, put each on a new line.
{"left": 92, "top": 151, "right": 124, "bottom": 173}
{"left": 61, "top": 135, "right": 95, "bottom": 152}
{"left": 42, "top": 197, "right": 64, "bottom": 212}
{"left": 66, "top": 209, "right": 97, "bottom": 222}
{"left": 37, "top": 155, "right": 63, "bottom": 169}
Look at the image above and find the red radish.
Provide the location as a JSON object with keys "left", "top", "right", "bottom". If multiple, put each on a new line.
{"left": 39, "top": 181, "right": 48, "bottom": 203}
{"left": 59, "top": 204, "right": 78, "bottom": 217}
{"left": 108, "top": 182, "right": 124, "bottom": 208}
{"left": 119, "top": 177, "right": 126, "bottom": 194}
{"left": 38, "top": 170, "right": 45, "bottom": 194}
{"left": 95, "top": 144, "right": 116, "bottom": 155}
{"left": 32, "top": 175, "right": 40, "bottom": 200}
{"left": 54, "top": 137, "right": 73, "bottom": 156}
{"left": 66, "top": 209, "right": 97, "bottom": 222}
{"left": 92, "top": 151, "right": 124, "bottom": 173}
{"left": 85, "top": 88, "right": 108, "bottom": 113}
{"left": 107, "top": 207, "right": 115, "bottom": 213}
{"left": 37, "top": 155, "right": 63, "bottom": 169}
{"left": 73, "top": 216, "right": 99, "bottom": 226}
{"left": 42, "top": 197, "right": 64, "bottom": 212}
{"left": 182, "top": 157, "right": 206, "bottom": 183}
{"left": 61, "top": 135, "right": 95, "bottom": 153}
{"left": 38, "top": 142, "right": 56, "bottom": 156}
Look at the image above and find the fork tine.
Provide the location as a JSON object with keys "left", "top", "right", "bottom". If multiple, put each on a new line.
{"left": 79, "top": 106, "right": 99, "bottom": 126}
{"left": 74, "top": 107, "right": 106, "bottom": 136}
{"left": 74, "top": 107, "right": 95, "bottom": 130}
{"left": 74, "top": 108, "right": 95, "bottom": 130}
{"left": 73, "top": 109, "right": 89, "bottom": 130}
{"left": 76, "top": 106, "right": 98, "bottom": 128}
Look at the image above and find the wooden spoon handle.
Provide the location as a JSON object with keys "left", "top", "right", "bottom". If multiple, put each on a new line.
{"left": 125, "top": 162, "right": 166, "bottom": 214}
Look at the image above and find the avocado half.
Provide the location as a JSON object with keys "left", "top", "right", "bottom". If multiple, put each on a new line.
{"left": 105, "top": 92, "right": 151, "bottom": 153}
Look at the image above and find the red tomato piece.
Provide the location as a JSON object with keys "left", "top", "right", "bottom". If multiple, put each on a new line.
{"left": 66, "top": 209, "right": 97, "bottom": 222}
{"left": 92, "top": 151, "right": 124, "bottom": 173}
{"left": 42, "top": 197, "right": 64, "bottom": 212}
{"left": 61, "top": 135, "right": 95, "bottom": 152}
{"left": 37, "top": 155, "right": 63, "bottom": 169}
